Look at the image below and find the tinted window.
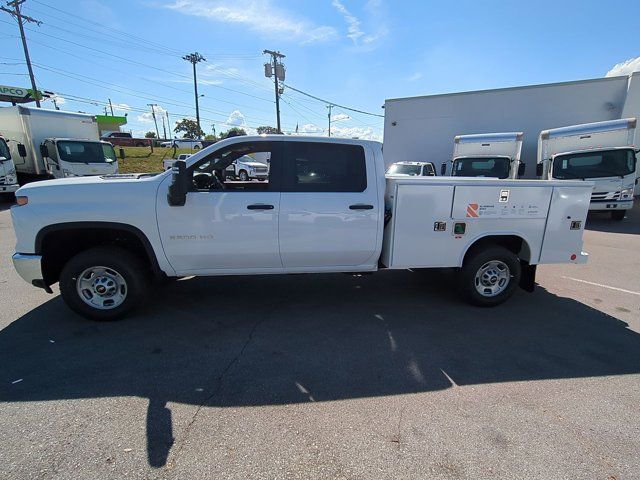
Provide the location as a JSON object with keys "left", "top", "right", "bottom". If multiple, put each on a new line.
{"left": 452, "top": 157, "right": 511, "bottom": 178}
{"left": 552, "top": 149, "right": 636, "bottom": 179}
{"left": 283, "top": 142, "right": 367, "bottom": 192}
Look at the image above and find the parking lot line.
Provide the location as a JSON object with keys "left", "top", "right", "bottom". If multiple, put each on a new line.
{"left": 561, "top": 276, "right": 640, "bottom": 296}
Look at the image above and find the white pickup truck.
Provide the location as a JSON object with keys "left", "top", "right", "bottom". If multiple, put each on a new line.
{"left": 11, "top": 136, "right": 592, "bottom": 321}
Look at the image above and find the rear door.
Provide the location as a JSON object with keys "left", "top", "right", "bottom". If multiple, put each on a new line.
{"left": 278, "top": 141, "right": 380, "bottom": 269}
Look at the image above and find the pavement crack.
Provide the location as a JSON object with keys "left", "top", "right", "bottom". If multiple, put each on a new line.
{"left": 391, "top": 405, "right": 406, "bottom": 445}
{"left": 162, "top": 305, "right": 276, "bottom": 473}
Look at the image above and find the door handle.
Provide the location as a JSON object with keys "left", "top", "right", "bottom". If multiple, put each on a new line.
{"left": 349, "top": 204, "right": 374, "bottom": 210}
{"left": 247, "top": 204, "right": 274, "bottom": 210}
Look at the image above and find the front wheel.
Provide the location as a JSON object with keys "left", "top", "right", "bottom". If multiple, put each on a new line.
{"left": 238, "top": 170, "right": 249, "bottom": 181}
{"left": 611, "top": 210, "right": 626, "bottom": 221}
{"left": 59, "top": 247, "right": 148, "bottom": 321}
{"left": 460, "top": 246, "right": 521, "bottom": 307}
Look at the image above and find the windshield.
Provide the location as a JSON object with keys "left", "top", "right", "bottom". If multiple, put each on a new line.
{"left": 387, "top": 164, "right": 422, "bottom": 176}
{"left": 452, "top": 157, "right": 511, "bottom": 178}
{"left": 0, "top": 139, "right": 10, "bottom": 162}
{"left": 552, "top": 149, "right": 636, "bottom": 179}
{"left": 56, "top": 141, "right": 117, "bottom": 164}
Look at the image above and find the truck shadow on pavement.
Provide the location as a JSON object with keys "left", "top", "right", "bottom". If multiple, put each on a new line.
{"left": 585, "top": 200, "right": 639, "bottom": 234}
{"left": 1, "top": 270, "right": 640, "bottom": 468}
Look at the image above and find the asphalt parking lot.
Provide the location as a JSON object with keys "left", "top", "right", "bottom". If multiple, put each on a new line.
{"left": 0, "top": 198, "right": 639, "bottom": 480}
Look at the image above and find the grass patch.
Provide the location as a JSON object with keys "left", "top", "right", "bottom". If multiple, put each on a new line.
{"left": 116, "top": 146, "right": 198, "bottom": 174}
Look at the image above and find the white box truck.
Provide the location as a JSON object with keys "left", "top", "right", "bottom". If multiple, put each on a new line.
{"left": 0, "top": 106, "right": 118, "bottom": 182}
{"left": 0, "top": 135, "right": 19, "bottom": 199}
{"left": 536, "top": 118, "right": 637, "bottom": 220}
{"left": 442, "top": 132, "right": 524, "bottom": 179}
{"left": 11, "top": 135, "right": 591, "bottom": 321}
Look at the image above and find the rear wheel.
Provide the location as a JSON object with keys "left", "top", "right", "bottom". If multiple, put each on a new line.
{"left": 611, "top": 210, "right": 626, "bottom": 221}
{"left": 59, "top": 246, "right": 148, "bottom": 321}
{"left": 460, "top": 246, "right": 521, "bottom": 307}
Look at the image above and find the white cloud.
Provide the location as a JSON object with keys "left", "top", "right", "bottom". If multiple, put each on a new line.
{"left": 331, "top": 125, "right": 382, "bottom": 142}
{"left": 225, "top": 109, "right": 246, "bottom": 127}
{"left": 137, "top": 105, "right": 167, "bottom": 124}
{"left": 45, "top": 94, "right": 65, "bottom": 106}
{"left": 111, "top": 102, "right": 131, "bottom": 112}
{"left": 164, "top": 0, "right": 337, "bottom": 44}
{"left": 406, "top": 72, "right": 423, "bottom": 82}
{"left": 331, "top": 113, "right": 350, "bottom": 122}
{"left": 606, "top": 57, "right": 640, "bottom": 77}
{"left": 299, "top": 123, "right": 324, "bottom": 134}
{"left": 331, "top": 0, "right": 387, "bottom": 48}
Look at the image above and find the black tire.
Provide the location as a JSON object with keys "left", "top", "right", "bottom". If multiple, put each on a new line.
{"left": 238, "top": 170, "right": 249, "bottom": 181}
{"left": 460, "top": 246, "right": 521, "bottom": 307}
{"left": 611, "top": 210, "right": 625, "bottom": 221}
{"left": 59, "top": 246, "right": 149, "bottom": 321}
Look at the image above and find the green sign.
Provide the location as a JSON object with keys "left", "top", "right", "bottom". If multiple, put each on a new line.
{"left": 0, "top": 84, "right": 43, "bottom": 103}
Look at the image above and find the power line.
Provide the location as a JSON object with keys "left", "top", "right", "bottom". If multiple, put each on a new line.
{"left": 0, "top": 0, "right": 42, "bottom": 107}
{"left": 282, "top": 83, "right": 384, "bottom": 118}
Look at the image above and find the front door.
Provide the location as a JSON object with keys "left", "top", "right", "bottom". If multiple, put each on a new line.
{"left": 278, "top": 141, "right": 380, "bottom": 269}
{"left": 156, "top": 140, "right": 283, "bottom": 275}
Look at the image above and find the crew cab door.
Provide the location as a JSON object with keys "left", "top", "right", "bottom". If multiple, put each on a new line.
{"left": 278, "top": 141, "right": 380, "bottom": 269}
{"left": 156, "top": 140, "right": 283, "bottom": 274}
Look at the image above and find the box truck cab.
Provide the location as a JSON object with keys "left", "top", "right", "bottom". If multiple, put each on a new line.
{"left": 0, "top": 136, "right": 19, "bottom": 197}
{"left": 39, "top": 138, "right": 118, "bottom": 178}
{"left": 537, "top": 118, "right": 637, "bottom": 221}
{"left": 0, "top": 106, "right": 118, "bottom": 182}
{"left": 443, "top": 132, "right": 524, "bottom": 179}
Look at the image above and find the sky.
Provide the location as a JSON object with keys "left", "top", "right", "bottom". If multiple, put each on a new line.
{"left": 1, "top": 0, "right": 639, "bottom": 141}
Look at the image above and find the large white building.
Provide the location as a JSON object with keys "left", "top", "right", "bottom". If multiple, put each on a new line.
{"left": 383, "top": 72, "right": 640, "bottom": 178}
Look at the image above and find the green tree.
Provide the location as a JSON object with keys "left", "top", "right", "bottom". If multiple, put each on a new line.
{"left": 219, "top": 127, "right": 247, "bottom": 139}
{"left": 204, "top": 134, "right": 217, "bottom": 141}
{"left": 174, "top": 118, "right": 205, "bottom": 139}
{"left": 256, "top": 126, "right": 280, "bottom": 134}
{"left": 144, "top": 131, "right": 157, "bottom": 138}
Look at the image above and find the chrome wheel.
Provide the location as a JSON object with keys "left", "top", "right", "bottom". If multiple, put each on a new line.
{"left": 474, "top": 260, "right": 511, "bottom": 297}
{"left": 239, "top": 171, "right": 248, "bottom": 181}
{"left": 76, "top": 266, "right": 128, "bottom": 310}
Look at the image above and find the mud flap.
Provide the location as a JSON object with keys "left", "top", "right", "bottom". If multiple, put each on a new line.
{"left": 519, "top": 262, "right": 537, "bottom": 293}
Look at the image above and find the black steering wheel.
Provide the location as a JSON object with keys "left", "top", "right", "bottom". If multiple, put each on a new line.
{"left": 192, "top": 171, "right": 225, "bottom": 190}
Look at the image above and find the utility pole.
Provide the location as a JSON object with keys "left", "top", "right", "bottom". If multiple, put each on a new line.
{"left": 263, "top": 49, "right": 285, "bottom": 133}
{"left": 182, "top": 52, "right": 206, "bottom": 136}
{"left": 108, "top": 98, "right": 114, "bottom": 116}
{"left": 327, "top": 104, "right": 333, "bottom": 137}
{"left": 147, "top": 103, "right": 160, "bottom": 140}
{"left": 52, "top": 97, "right": 59, "bottom": 110}
{"left": 211, "top": 124, "right": 216, "bottom": 138}
{"left": 166, "top": 111, "right": 172, "bottom": 139}
{"left": 1, "top": 0, "right": 42, "bottom": 107}
{"left": 161, "top": 114, "right": 167, "bottom": 140}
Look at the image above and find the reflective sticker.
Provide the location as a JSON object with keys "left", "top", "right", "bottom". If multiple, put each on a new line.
{"left": 499, "top": 189, "right": 510, "bottom": 202}
{"left": 466, "top": 203, "right": 479, "bottom": 218}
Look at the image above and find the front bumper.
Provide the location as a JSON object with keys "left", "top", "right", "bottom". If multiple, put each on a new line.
{"left": 589, "top": 200, "right": 633, "bottom": 211}
{"left": 0, "top": 183, "right": 19, "bottom": 194}
{"left": 12, "top": 253, "right": 50, "bottom": 291}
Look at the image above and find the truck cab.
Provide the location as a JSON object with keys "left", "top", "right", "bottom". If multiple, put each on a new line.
{"left": 386, "top": 161, "right": 436, "bottom": 177}
{"left": 444, "top": 132, "right": 524, "bottom": 179}
{"left": 40, "top": 138, "right": 119, "bottom": 179}
{"left": 537, "top": 118, "right": 637, "bottom": 220}
{"left": 0, "top": 136, "right": 19, "bottom": 197}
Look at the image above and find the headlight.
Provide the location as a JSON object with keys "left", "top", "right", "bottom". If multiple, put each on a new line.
{"left": 620, "top": 187, "right": 633, "bottom": 199}
{"left": 63, "top": 169, "right": 80, "bottom": 178}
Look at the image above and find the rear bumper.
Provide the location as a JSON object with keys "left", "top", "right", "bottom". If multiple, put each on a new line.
{"left": 589, "top": 200, "right": 633, "bottom": 211}
{"left": 12, "top": 253, "right": 48, "bottom": 290}
{"left": 0, "top": 183, "right": 19, "bottom": 194}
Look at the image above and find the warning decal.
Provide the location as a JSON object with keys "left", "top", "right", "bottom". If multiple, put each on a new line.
{"left": 466, "top": 203, "right": 479, "bottom": 218}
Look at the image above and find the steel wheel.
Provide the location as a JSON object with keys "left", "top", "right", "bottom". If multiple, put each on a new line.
{"left": 474, "top": 260, "right": 511, "bottom": 297}
{"left": 76, "top": 265, "right": 128, "bottom": 310}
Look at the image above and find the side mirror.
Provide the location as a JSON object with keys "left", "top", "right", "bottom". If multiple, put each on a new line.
{"left": 167, "top": 160, "right": 188, "bottom": 207}
{"left": 536, "top": 163, "right": 543, "bottom": 178}
{"left": 17, "top": 143, "right": 27, "bottom": 158}
{"left": 517, "top": 163, "right": 526, "bottom": 177}
{"left": 440, "top": 163, "right": 447, "bottom": 176}
{"left": 39, "top": 144, "right": 49, "bottom": 158}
